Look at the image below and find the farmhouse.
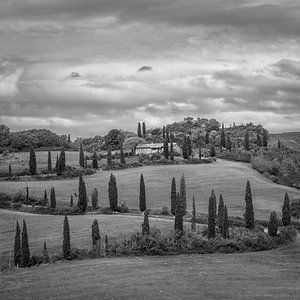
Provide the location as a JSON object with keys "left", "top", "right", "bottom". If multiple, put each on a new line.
{"left": 136, "top": 142, "right": 180, "bottom": 155}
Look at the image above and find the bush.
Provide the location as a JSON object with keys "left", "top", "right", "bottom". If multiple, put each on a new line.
{"left": 161, "top": 206, "right": 170, "bottom": 215}
{"left": 0, "top": 192, "right": 11, "bottom": 208}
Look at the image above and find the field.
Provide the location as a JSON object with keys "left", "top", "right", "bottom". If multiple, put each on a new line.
{"left": 269, "top": 132, "right": 300, "bottom": 151}
{"left": 1, "top": 234, "right": 299, "bottom": 299}
{"left": 1, "top": 159, "right": 300, "bottom": 220}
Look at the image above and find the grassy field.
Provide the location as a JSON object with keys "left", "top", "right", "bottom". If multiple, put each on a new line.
{"left": 1, "top": 160, "right": 300, "bottom": 220}
{"left": 0, "top": 209, "right": 198, "bottom": 266}
{"left": 1, "top": 234, "right": 299, "bottom": 299}
{"left": 270, "top": 131, "right": 300, "bottom": 151}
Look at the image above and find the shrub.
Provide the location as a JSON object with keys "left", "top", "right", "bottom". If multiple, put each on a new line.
{"left": 161, "top": 206, "right": 170, "bottom": 215}
{"left": 0, "top": 192, "right": 11, "bottom": 208}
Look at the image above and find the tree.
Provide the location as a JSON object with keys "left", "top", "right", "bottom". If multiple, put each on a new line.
{"left": 50, "top": 187, "right": 56, "bottom": 209}
{"left": 244, "top": 131, "right": 250, "bottom": 151}
{"left": 14, "top": 221, "right": 21, "bottom": 267}
{"left": 217, "top": 194, "right": 224, "bottom": 231}
{"left": 26, "top": 186, "right": 29, "bottom": 205}
{"left": 120, "top": 143, "right": 126, "bottom": 164}
{"left": 170, "top": 141, "right": 174, "bottom": 161}
{"left": 42, "top": 241, "right": 49, "bottom": 263}
{"left": 108, "top": 173, "right": 118, "bottom": 211}
{"left": 21, "top": 220, "right": 30, "bottom": 268}
{"left": 163, "top": 137, "right": 169, "bottom": 159}
{"left": 199, "top": 147, "right": 202, "bottom": 159}
{"left": 278, "top": 140, "right": 281, "bottom": 149}
{"left": 268, "top": 211, "right": 278, "bottom": 237}
{"left": 137, "top": 122, "right": 142, "bottom": 137}
{"left": 182, "top": 135, "right": 188, "bottom": 159}
{"left": 142, "top": 209, "right": 150, "bottom": 235}
{"left": 205, "top": 132, "right": 210, "bottom": 145}
{"left": 44, "top": 190, "right": 48, "bottom": 206}
{"left": 210, "top": 145, "right": 216, "bottom": 157}
{"left": 180, "top": 174, "right": 186, "bottom": 214}
{"left": 105, "top": 234, "right": 109, "bottom": 255}
{"left": 262, "top": 129, "right": 268, "bottom": 147}
{"left": 92, "top": 151, "right": 98, "bottom": 169}
{"left": 187, "top": 135, "right": 192, "bottom": 157}
{"left": 174, "top": 192, "right": 183, "bottom": 238}
{"left": 107, "top": 145, "right": 112, "bottom": 167}
{"left": 57, "top": 147, "right": 66, "bottom": 175}
{"left": 139, "top": 174, "right": 146, "bottom": 212}
{"left": 162, "top": 126, "right": 166, "bottom": 139}
{"left": 78, "top": 174, "right": 87, "bottom": 212}
{"left": 8, "top": 163, "right": 12, "bottom": 177}
{"left": 70, "top": 194, "right": 73, "bottom": 207}
{"left": 67, "top": 133, "right": 71, "bottom": 143}
{"left": 55, "top": 154, "right": 59, "bottom": 171}
{"left": 221, "top": 205, "right": 229, "bottom": 239}
{"left": 29, "top": 148, "right": 37, "bottom": 175}
{"left": 92, "top": 219, "right": 101, "bottom": 253}
{"left": 208, "top": 195, "right": 216, "bottom": 239}
{"left": 282, "top": 193, "right": 291, "bottom": 226}
{"left": 62, "top": 215, "right": 71, "bottom": 259}
{"left": 244, "top": 180, "right": 254, "bottom": 229}
{"left": 91, "top": 188, "right": 98, "bottom": 210}
{"left": 210, "top": 190, "right": 217, "bottom": 219}
{"left": 171, "top": 177, "right": 176, "bottom": 216}
{"left": 226, "top": 134, "right": 231, "bottom": 152}
{"left": 79, "top": 143, "right": 84, "bottom": 168}
{"left": 142, "top": 122, "right": 146, "bottom": 137}
{"left": 221, "top": 129, "right": 226, "bottom": 148}
{"left": 256, "top": 134, "right": 262, "bottom": 148}
{"left": 191, "top": 196, "right": 196, "bottom": 232}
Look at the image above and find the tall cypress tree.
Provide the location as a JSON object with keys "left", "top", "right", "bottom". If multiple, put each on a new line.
{"left": 55, "top": 154, "right": 59, "bottom": 171}
{"left": 277, "top": 140, "right": 281, "bottom": 149}
{"left": 139, "top": 174, "right": 146, "bottom": 212}
{"left": 21, "top": 220, "right": 30, "bottom": 268}
{"left": 205, "top": 132, "right": 210, "bottom": 145}
{"left": 108, "top": 173, "right": 118, "bottom": 211}
{"left": 44, "top": 189, "right": 48, "bottom": 206}
{"left": 120, "top": 143, "right": 126, "bottom": 164}
{"left": 162, "top": 126, "right": 166, "bottom": 139}
{"left": 91, "top": 188, "right": 98, "bottom": 210}
{"left": 8, "top": 163, "right": 12, "bottom": 177}
{"left": 57, "top": 147, "right": 66, "bottom": 175}
{"left": 50, "top": 187, "right": 56, "bottom": 209}
{"left": 180, "top": 174, "right": 186, "bottom": 214}
{"left": 142, "top": 122, "right": 146, "bottom": 137}
{"left": 282, "top": 193, "right": 291, "bottom": 226}
{"left": 70, "top": 194, "right": 73, "bottom": 207}
{"left": 174, "top": 192, "right": 183, "bottom": 238}
{"left": 210, "top": 190, "right": 217, "bottom": 219}
{"left": 171, "top": 177, "right": 176, "bottom": 216}
{"left": 262, "top": 129, "right": 268, "bottom": 147}
{"left": 191, "top": 196, "right": 196, "bottom": 232}
{"left": 244, "top": 131, "right": 250, "bottom": 151}
{"left": 182, "top": 135, "right": 188, "bottom": 159}
{"left": 208, "top": 195, "right": 216, "bottom": 239}
{"left": 92, "top": 151, "right": 98, "bottom": 169}
{"left": 221, "top": 205, "right": 229, "bottom": 239}
{"left": 42, "top": 241, "right": 49, "bottom": 263}
{"left": 170, "top": 141, "right": 174, "bottom": 161}
{"left": 62, "top": 214, "right": 71, "bottom": 259}
{"left": 78, "top": 174, "right": 87, "bottom": 212}
{"left": 142, "top": 209, "right": 150, "bottom": 236}
{"left": 29, "top": 148, "right": 37, "bottom": 175}
{"left": 244, "top": 180, "right": 254, "bottom": 229}
{"left": 199, "top": 147, "right": 202, "bottom": 159}
{"left": 26, "top": 186, "right": 29, "bottom": 205}
{"left": 187, "top": 135, "right": 192, "bottom": 157}
{"left": 268, "top": 211, "right": 278, "bottom": 237}
{"left": 217, "top": 194, "right": 224, "bottom": 231}
{"left": 137, "top": 122, "right": 142, "bottom": 137}
{"left": 105, "top": 234, "right": 109, "bottom": 255}
{"left": 92, "top": 219, "right": 101, "bottom": 253}
{"left": 79, "top": 143, "right": 84, "bottom": 168}
{"left": 107, "top": 145, "right": 112, "bottom": 167}
{"left": 221, "top": 130, "right": 226, "bottom": 148}
{"left": 210, "top": 145, "right": 216, "bottom": 157}
{"left": 163, "top": 137, "right": 169, "bottom": 159}
{"left": 226, "top": 134, "right": 231, "bottom": 152}
{"left": 14, "top": 221, "right": 21, "bottom": 267}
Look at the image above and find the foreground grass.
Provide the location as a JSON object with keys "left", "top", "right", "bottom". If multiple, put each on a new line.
{"left": 1, "top": 160, "right": 300, "bottom": 220}
{"left": 1, "top": 235, "right": 299, "bottom": 300}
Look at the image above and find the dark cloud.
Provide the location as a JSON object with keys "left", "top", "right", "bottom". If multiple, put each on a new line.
{"left": 273, "top": 59, "right": 300, "bottom": 78}
{"left": 65, "top": 72, "right": 80, "bottom": 79}
{"left": 138, "top": 66, "right": 152, "bottom": 72}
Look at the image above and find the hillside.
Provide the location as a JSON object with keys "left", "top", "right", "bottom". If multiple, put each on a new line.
{"left": 270, "top": 132, "right": 300, "bottom": 151}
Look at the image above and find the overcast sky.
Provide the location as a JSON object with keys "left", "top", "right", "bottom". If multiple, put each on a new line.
{"left": 0, "top": 0, "right": 299, "bottom": 137}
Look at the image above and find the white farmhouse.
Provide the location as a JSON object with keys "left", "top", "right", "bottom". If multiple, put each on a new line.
{"left": 135, "top": 142, "right": 180, "bottom": 155}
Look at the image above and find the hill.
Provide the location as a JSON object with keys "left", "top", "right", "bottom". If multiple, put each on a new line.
{"left": 270, "top": 132, "right": 300, "bottom": 151}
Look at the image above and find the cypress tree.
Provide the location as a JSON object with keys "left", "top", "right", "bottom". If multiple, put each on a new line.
{"left": 67, "top": 134, "right": 71, "bottom": 143}
{"left": 107, "top": 145, "right": 112, "bottom": 167}
{"left": 44, "top": 190, "right": 48, "bottom": 206}
{"left": 26, "top": 186, "right": 29, "bottom": 205}
{"left": 162, "top": 126, "right": 166, "bottom": 139}
{"left": 62, "top": 215, "right": 71, "bottom": 259}
{"left": 55, "top": 154, "right": 59, "bottom": 171}
{"left": 221, "top": 205, "right": 229, "bottom": 239}
{"left": 268, "top": 211, "right": 278, "bottom": 237}
{"left": 139, "top": 174, "right": 146, "bottom": 212}
{"left": 171, "top": 177, "right": 176, "bottom": 216}
{"left": 84, "top": 155, "right": 88, "bottom": 169}
{"left": 42, "top": 241, "right": 49, "bottom": 263}
{"left": 210, "top": 145, "right": 216, "bottom": 157}
{"left": 92, "top": 151, "right": 98, "bottom": 169}
{"left": 221, "top": 130, "right": 226, "bottom": 148}
{"left": 217, "top": 194, "right": 224, "bottom": 231}
{"left": 137, "top": 122, "right": 142, "bottom": 137}
{"left": 92, "top": 219, "right": 100, "bottom": 253}
{"left": 21, "top": 220, "right": 30, "bottom": 268}
{"left": 187, "top": 135, "right": 192, "bottom": 157}
{"left": 256, "top": 134, "right": 262, "bottom": 147}
{"left": 142, "top": 209, "right": 150, "bottom": 235}
{"left": 208, "top": 195, "right": 216, "bottom": 239}
{"left": 210, "top": 190, "right": 217, "bottom": 219}
{"left": 174, "top": 192, "right": 183, "bottom": 238}
{"left": 282, "top": 193, "right": 291, "bottom": 226}
{"left": 163, "top": 137, "right": 169, "bottom": 159}
{"left": 108, "top": 173, "right": 118, "bottom": 211}
{"left": 29, "top": 148, "right": 37, "bottom": 175}
{"left": 170, "top": 141, "right": 174, "bottom": 161}
{"left": 91, "top": 188, "right": 98, "bottom": 210}
{"left": 105, "top": 234, "right": 109, "bottom": 255}
{"left": 166, "top": 128, "right": 170, "bottom": 143}
{"left": 191, "top": 196, "right": 196, "bottom": 232}
{"left": 78, "top": 174, "right": 87, "bottom": 212}
{"left": 120, "top": 143, "right": 126, "bottom": 164}
{"left": 8, "top": 163, "right": 12, "bottom": 177}
{"left": 50, "top": 187, "right": 56, "bottom": 209}
{"left": 244, "top": 180, "right": 254, "bottom": 229}
{"left": 182, "top": 135, "right": 188, "bottom": 159}
{"left": 180, "top": 174, "right": 186, "bottom": 214}
{"left": 70, "top": 194, "right": 73, "bottom": 207}
{"left": 142, "top": 122, "right": 146, "bottom": 137}
{"left": 244, "top": 131, "right": 250, "bottom": 151}
{"left": 199, "top": 147, "right": 202, "bottom": 159}
{"left": 79, "top": 143, "right": 84, "bottom": 168}
{"left": 277, "top": 140, "right": 281, "bottom": 149}
{"left": 205, "top": 132, "right": 209, "bottom": 145}
{"left": 262, "top": 129, "right": 268, "bottom": 147}
{"left": 14, "top": 221, "right": 21, "bottom": 267}
{"left": 226, "top": 134, "right": 231, "bottom": 152}
{"left": 57, "top": 147, "right": 66, "bottom": 175}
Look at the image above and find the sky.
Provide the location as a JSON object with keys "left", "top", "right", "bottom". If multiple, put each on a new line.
{"left": 0, "top": 0, "right": 299, "bottom": 137}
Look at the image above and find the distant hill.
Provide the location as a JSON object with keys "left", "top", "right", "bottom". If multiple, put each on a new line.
{"left": 269, "top": 132, "right": 300, "bottom": 151}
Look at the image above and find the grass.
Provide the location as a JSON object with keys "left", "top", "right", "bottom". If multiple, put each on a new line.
{"left": 1, "top": 235, "right": 299, "bottom": 299}
{"left": 270, "top": 132, "right": 300, "bottom": 151}
{"left": 1, "top": 159, "right": 300, "bottom": 220}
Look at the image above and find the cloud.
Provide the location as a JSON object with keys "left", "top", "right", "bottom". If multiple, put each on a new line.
{"left": 137, "top": 66, "right": 152, "bottom": 72}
